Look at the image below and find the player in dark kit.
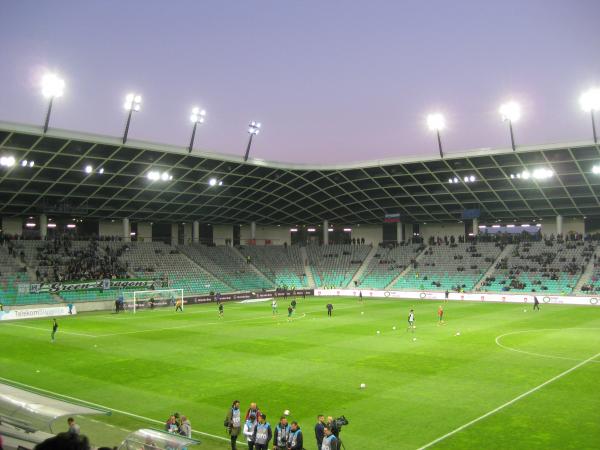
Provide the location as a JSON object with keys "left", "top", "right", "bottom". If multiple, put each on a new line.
{"left": 51, "top": 319, "right": 58, "bottom": 342}
{"left": 533, "top": 296, "right": 540, "bottom": 311}
{"left": 219, "top": 302, "right": 224, "bottom": 318}
{"left": 287, "top": 305, "right": 293, "bottom": 322}
{"left": 326, "top": 303, "right": 333, "bottom": 317}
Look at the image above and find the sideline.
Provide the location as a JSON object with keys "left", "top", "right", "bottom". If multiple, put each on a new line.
{"left": 0, "top": 376, "right": 230, "bottom": 443}
{"left": 416, "top": 350, "right": 600, "bottom": 449}
{"left": 494, "top": 328, "right": 600, "bottom": 364}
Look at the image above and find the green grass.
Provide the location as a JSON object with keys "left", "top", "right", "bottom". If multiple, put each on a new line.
{"left": 1, "top": 297, "right": 600, "bottom": 449}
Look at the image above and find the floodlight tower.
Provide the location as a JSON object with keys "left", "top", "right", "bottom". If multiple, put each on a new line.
{"left": 427, "top": 113, "right": 446, "bottom": 158}
{"left": 499, "top": 101, "right": 521, "bottom": 152}
{"left": 244, "top": 121, "right": 261, "bottom": 162}
{"left": 188, "top": 107, "right": 206, "bottom": 153}
{"left": 41, "top": 73, "right": 65, "bottom": 133}
{"left": 579, "top": 88, "right": 600, "bottom": 144}
{"left": 122, "top": 93, "right": 142, "bottom": 144}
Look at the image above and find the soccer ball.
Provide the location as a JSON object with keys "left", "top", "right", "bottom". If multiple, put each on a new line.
{"left": 392, "top": 326, "right": 396, "bottom": 330}
{"left": 361, "top": 311, "right": 364, "bottom": 315}
{"left": 376, "top": 330, "right": 380, "bottom": 334}
{"left": 456, "top": 331, "right": 461, "bottom": 336}
{"left": 284, "top": 410, "right": 290, "bottom": 416}
{"left": 524, "top": 309, "right": 527, "bottom": 312}
{"left": 412, "top": 337, "right": 417, "bottom": 341}
{"left": 360, "top": 383, "right": 366, "bottom": 389}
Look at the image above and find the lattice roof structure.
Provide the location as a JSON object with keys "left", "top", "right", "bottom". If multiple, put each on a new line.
{"left": 0, "top": 121, "right": 599, "bottom": 224}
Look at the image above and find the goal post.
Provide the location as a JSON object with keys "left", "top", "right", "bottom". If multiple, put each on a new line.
{"left": 126, "top": 289, "right": 184, "bottom": 313}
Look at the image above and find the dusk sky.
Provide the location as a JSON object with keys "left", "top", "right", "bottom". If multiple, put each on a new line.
{"left": 1, "top": 0, "right": 599, "bottom": 164}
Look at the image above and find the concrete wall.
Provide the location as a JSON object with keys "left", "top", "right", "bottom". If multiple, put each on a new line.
{"left": 420, "top": 223, "right": 465, "bottom": 241}
{"left": 2, "top": 217, "right": 22, "bottom": 235}
{"left": 542, "top": 218, "right": 585, "bottom": 237}
{"left": 214, "top": 225, "right": 233, "bottom": 245}
{"left": 137, "top": 222, "right": 152, "bottom": 242}
{"left": 182, "top": 223, "right": 193, "bottom": 244}
{"left": 351, "top": 224, "right": 382, "bottom": 245}
{"left": 99, "top": 220, "right": 122, "bottom": 238}
{"left": 171, "top": 223, "right": 179, "bottom": 246}
{"left": 240, "top": 225, "right": 290, "bottom": 245}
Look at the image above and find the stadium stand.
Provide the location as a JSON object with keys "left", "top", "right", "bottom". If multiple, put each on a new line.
{"left": 237, "top": 245, "right": 308, "bottom": 288}
{"left": 392, "top": 241, "right": 503, "bottom": 291}
{"left": 480, "top": 238, "right": 595, "bottom": 294}
{"left": 178, "top": 244, "right": 275, "bottom": 291}
{"left": 306, "top": 244, "right": 371, "bottom": 288}
{"left": 356, "top": 243, "right": 424, "bottom": 289}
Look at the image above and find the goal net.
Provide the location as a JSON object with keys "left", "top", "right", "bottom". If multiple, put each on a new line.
{"left": 125, "top": 289, "right": 184, "bottom": 313}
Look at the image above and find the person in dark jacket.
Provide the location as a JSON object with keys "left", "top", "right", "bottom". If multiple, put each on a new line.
{"left": 225, "top": 400, "right": 242, "bottom": 450}
{"left": 288, "top": 421, "right": 303, "bottom": 450}
{"left": 314, "top": 415, "right": 326, "bottom": 449}
{"left": 273, "top": 416, "right": 290, "bottom": 450}
{"left": 252, "top": 414, "right": 272, "bottom": 450}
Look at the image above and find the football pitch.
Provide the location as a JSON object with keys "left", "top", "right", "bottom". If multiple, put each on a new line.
{"left": 1, "top": 296, "right": 599, "bottom": 449}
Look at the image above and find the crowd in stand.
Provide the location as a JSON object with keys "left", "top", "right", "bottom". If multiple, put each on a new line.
{"left": 32, "top": 237, "right": 129, "bottom": 282}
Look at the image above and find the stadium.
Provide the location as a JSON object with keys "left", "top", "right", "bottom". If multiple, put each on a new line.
{"left": 1, "top": 2, "right": 600, "bottom": 450}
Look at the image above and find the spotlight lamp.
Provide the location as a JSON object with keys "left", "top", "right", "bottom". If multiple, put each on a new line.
{"left": 499, "top": 101, "right": 521, "bottom": 151}
{"left": 244, "top": 121, "right": 262, "bottom": 161}
{"left": 580, "top": 88, "right": 600, "bottom": 143}
{"left": 122, "top": 92, "right": 142, "bottom": 144}
{"left": 188, "top": 107, "right": 207, "bottom": 153}
{"left": 41, "top": 73, "right": 65, "bottom": 133}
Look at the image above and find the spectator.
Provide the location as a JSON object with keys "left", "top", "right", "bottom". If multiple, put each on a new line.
{"left": 67, "top": 417, "right": 80, "bottom": 435}
{"left": 179, "top": 415, "right": 192, "bottom": 438}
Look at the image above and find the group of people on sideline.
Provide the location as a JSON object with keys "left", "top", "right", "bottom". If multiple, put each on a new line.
{"left": 224, "top": 401, "right": 341, "bottom": 450}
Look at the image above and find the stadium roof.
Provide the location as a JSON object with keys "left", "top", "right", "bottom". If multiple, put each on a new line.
{"left": 0, "top": 121, "right": 599, "bottom": 225}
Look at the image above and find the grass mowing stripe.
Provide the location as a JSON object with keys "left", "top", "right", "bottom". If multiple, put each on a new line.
{"left": 0, "top": 376, "right": 230, "bottom": 443}
{"left": 495, "top": 328, "right": 600, "bottom": 364}
{"left": 4, "top": 323, "right": 97, "bottom": 338}
{"left": 416, "top": 350, "right": 600, "bottom": 449}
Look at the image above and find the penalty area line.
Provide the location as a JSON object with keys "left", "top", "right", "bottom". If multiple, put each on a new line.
{"left": 416, "top": 350, "right": 600, "bottom": 449}
{"left": 0, "top": 376, "right": 230, "bottom": 443}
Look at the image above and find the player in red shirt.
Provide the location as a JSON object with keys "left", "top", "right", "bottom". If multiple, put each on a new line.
{"left": 438, "top": 305, "right": 444, "bottom": 325}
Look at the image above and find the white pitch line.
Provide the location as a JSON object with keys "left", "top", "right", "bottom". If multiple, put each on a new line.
{"left": 0, "top": 376, "right": 230, "bottom": 443}
{"left": 417, "top": 350, "right": 600, "bottom": 449}
{"left": 3, "top": 322, "right": 97, "bottom": 338}
{"left": 495, "top": 328, "right": 600, "bottom": 364}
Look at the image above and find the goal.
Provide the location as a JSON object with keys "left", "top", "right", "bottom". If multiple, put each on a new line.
{"left": 126, "top": 289, "right": 184, "bottom": 313}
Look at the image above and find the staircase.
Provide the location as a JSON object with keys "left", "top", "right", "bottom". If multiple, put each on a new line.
{"left": 177, "top": 245, "right": 235, "bottom": 291}
{"left": 472, "top": 244, "right": 514, "bottom": 291}
{"left": 229, "top": 246, "right": 276, "bottom": 288}
{"left": 573, "top": 248, "right": 599, "bottom": 292}
{"left": 346, "top": 245, "right": 378, "bottom": 288}
{"left": 300, "top": 246, "right": 316, "bottom": 288}
{"left": 385, "top": 245, "right": 430, "bottom": 289}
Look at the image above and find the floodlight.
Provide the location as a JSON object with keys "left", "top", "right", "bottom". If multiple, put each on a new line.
{"left": 21, "top": 160, "right": 27, "bottom": 167}
{"left": 161, "top": 172, "right": 169, "bottom": 181}
{"left": 453, "top": 177, "right": 458, "bottom": 183}
{"left": 448, "top": 178, "right": 453, "bottom": 183}
{"left": 41, "top": 73, "right": 65, "bottom": 99}
{"left": 218, "top": 180, "right": 223, "bottom": 186}
{"left": 123, "top": 92, "right": 142, "bottom": 144}
{"left": 469, "top": 175, "right": 475, "bottom": 182}
{"left": 532, "top": 168, "right": 553, "bottom": 180}
{"left": 188, "top": 107, "right": 207, "bottom": 153}
{"left": 580, "top": 88, "right": 600, "bottom": 112}
{"left": 47, "top": 223, "right": 57, "bottom": 228}
{"left": 521, "top": 170, "right": 530, "bottom": 180}
{"left": 244, "top": 121, "right": 262, "bottom": 161}
{"left": 0, "top": 156, "right": 15, "bottom": 167}
{"left": 85, "top": 165, "right": 93, "bottom": 174}
{"left": 464, "top": 176, "right": 469, "bottom": 182}
{"left": 593, "top": 165, "right": 600, "bottom": 174}
{"left": 209, "top": 178, "right": 217, "bottom": 186}
{"left": 66, "top": 224, "right": 76, "bottom": 229}
{"left": 427, "top": 113, "right": 445, "bottom": 131}
{"left": 580, "top": 88, "right": 600, "bottom": 143}
{"left": 99, "top": 168, "right": 104, "bottom": 174}
{"left": 499, "top": 101, "right": 521, "bottom": 122}
{"left": 147, "top": 171, "right": 160, "bottom": 181}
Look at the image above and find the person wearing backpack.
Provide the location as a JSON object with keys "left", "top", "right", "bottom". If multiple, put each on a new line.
{"left": 224, "top": 400, "right": 242, "bottom": 450}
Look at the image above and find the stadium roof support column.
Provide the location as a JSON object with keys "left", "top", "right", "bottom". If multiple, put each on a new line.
{"left": 123, "top": 218, "right": 130, "bottom": 242}
{"left": 193, "top": 221, "right": 199, "bottom": 244}
{"left": 556, "top": 215, "right": 563, "bottom": 237}
{"left": 396, "top": 221, "right": 403, "bottom": 243}
{"left": 250, "top": 221, "right": 256, "bottom": 242}
{"left": 39, "top": 214, "right": 47, "bottom": 240}
{"left": 323, "top": 220, "right": 329, "bottom": 245}
{"left": 473, "top": 217, "right": 479, "bottom": 236}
